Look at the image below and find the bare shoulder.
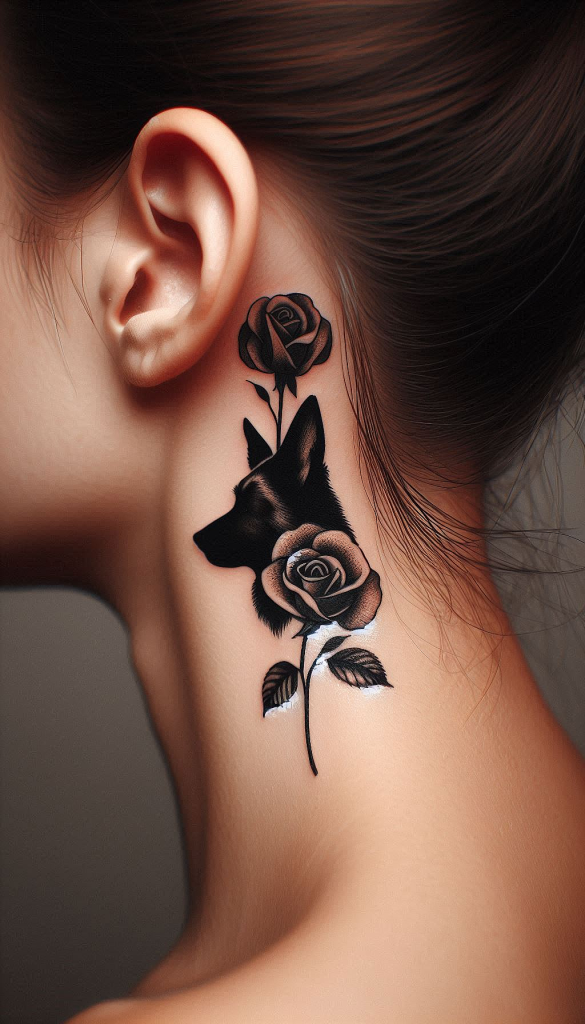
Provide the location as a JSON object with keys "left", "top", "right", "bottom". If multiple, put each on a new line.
{"left": 64, "top": 1001, "right": 144, "bottom": 1024}
{"left": 62, "top": 914, "right": 378, "bottom": 1024}
{"left": 62, "top": 904, "right": 585, "bottom": 1024}
{"left": 63, "top": 972, "right": 585, "bottom": 1024}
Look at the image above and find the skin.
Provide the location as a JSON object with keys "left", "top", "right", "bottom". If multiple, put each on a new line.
{"left": 1, "top": 106, "right": 585, "bottom": 1024}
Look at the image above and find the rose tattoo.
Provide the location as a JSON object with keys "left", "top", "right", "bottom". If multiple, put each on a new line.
{"left": 193, "top": 292, "right": 391, "bottom": 776}
{"left": 261, "top": 524, "right": 382, "bottom": 631}
{"left": 239, "top": 293, "right": 332, "bottom": 447}
{"left": 239, "top": 293, "right": 332, "bottom": 386}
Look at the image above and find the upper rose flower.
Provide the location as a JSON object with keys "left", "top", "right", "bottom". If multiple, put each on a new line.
{"left": 261, "top": 523, "right": 382, "bottom": 631}
{"left": 238, "top": 293, "right": 332, "bottom": 388}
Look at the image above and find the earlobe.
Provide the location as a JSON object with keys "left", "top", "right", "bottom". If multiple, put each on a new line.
{"left": 101, "top": 107, "right": 259, "bottom": 387}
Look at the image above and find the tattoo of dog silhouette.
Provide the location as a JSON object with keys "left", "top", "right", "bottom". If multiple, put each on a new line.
{"left": 193, "top": 396, "right": 355, "bottom": 636}
{"left": 192, "top": 293, "right": 390, "bottom": 775}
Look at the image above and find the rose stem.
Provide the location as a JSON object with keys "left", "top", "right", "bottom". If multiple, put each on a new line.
{"left": 267, "top": 402, "right": 278, "bottom": 428}
{"left": 300, "top": 634, "right": 318, "bottom": 776}
{"left": 276, "top": 383, "right": 284, "bottom": 449}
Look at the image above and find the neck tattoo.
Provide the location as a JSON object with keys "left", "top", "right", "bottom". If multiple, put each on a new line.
{"left": 193, "top": 293, "right": 391, "bottom": 776}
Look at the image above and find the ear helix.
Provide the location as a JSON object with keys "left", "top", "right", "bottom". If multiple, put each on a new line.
{"left": 103, "top": 107, "right": 260, "bottom": 388}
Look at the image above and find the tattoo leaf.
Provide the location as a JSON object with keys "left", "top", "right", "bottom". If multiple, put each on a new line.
{"left": 286, "top": 375, "right": 297, "bottom": 397}
{"left": 327, "top": 648, "right": 392, "bottom": 689}
{"left": 262, "top": 661, "right": 299, "bottom": 714}
{"left": 247, "top": 379, "right": 271, "bottom": 405}
{"left": 318, "top": 634, "right": 347, "bottom": 657}
{"left": 293, "top": 620, "right": 321, "bottom": 637}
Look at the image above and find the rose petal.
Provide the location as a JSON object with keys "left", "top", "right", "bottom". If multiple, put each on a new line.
{"left": 312, "top": 531, "right": 370, "bottom": 584}
{"left": 313, "top": 588, "right": 354, "bottom": 618}
{"left": 293, "top": 592, "right": 329, "bottom": 621}
{"left": 296, "top": 560, "right": 343, "bottom": 599}
{"left": 285, "top": 293, "right": 318, "bottom": 332}
{"left": 285, "top": 552, "right": 345, "bottom": 589}
{"left": 261, "top": 559, "right": 303, "bottom": 620}
{"left": 247, "top": 297, "right": 279, "bottom": 368}
{"left": 284, "top": 335, "right": 315, "bottom": 349}
{"left": 336, "top": 570, "right": 382, "bottom": 630}
{"left": 247, "top": 296, "right": 270, "bottom": 339}
{"left": 266, "top": 317, "right": 297, "bottom": 372}
{"left": 245, "top": 333, "right": 273, "bottom": 373}
{"left": 269, "top": 310, "right": 304, "bottom": 348}
{"left": 281, "top": 572, "right": 332, "bottom": 622}
{"left": 296, "top": 317, "right": 332, "bottom": 373}
{"left": 315, "top": 565, "right": 344, "bottom": 598}
{"left": 283, "top": 336, "right": 319, "bottom": 370}
{"left": 284, "top": 548, "right": 320, "bottom": 583}
{"left": 266, "top": 295, "right": 309, "bottom": 336}
{"left": 238, "top": 325, "right": 259, "bottom": 369}
{"left": 323, "top": 564, "right": 346, "bottom": 593}
{"left": 272, "top": 524, "right": 324, "bottom": 560}
{"left": 283, "top": 329, "right": 320, "bottom": 368}
{"left": 296, "top": 559, "right": 347, "bottom": 598}
{"left": 313, "top": 316, "right": 333, "bottom": 359}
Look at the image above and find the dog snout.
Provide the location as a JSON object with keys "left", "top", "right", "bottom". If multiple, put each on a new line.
{"left": 193, "top": 515, "right": 242, "bottom": 567}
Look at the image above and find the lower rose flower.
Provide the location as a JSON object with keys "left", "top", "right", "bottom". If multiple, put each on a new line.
{"left": 261, "top": 523, "right": 382, "bottom": 630}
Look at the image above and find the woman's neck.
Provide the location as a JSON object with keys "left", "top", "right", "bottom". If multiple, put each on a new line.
{"left": 80, "top": 174, "right": 584, "bottom": 1000}
{"left": 88, "top": 294, "right": 585, "bottom": 1001}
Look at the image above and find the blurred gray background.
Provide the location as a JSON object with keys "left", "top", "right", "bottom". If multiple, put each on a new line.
{"left": 1, "top": 403, "right": 584, "bottom": 1024}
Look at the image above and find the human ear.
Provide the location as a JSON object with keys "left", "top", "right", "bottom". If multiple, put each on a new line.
{"left": 101, "top": 107, "right": 259, "bottom": 387}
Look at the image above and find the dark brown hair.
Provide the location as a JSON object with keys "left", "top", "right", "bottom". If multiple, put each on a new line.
{"left": 2, "top": 0, "right": 584, "bottom": 622}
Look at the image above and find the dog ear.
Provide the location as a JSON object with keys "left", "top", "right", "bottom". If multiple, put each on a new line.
{"left": 243, "top": 418, "right": 273, "bottom": 469}
{"left": 278, "top": 395, "right": 325, "bottom": 485}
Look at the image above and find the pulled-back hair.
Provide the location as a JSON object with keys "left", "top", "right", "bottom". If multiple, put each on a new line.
{"left": 2, "top": 0, "right": 584, "bottom": 619}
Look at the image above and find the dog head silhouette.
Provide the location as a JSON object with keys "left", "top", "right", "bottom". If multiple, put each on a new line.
{"left": 193, "top": 395, "right": 354, "bottom": 634}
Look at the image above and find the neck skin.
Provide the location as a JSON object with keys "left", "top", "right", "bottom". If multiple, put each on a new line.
{"left": 80, "top": 200, "right": 584, "bottom": 1004}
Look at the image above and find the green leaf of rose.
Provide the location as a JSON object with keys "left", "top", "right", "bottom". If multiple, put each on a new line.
{"left": 262, "top": 661, "right": 299, "bottom": 715}
{"left": 327, "top": 648, "right": 392, "bottom": 689}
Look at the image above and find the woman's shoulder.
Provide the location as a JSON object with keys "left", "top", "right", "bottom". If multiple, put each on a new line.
{"left": 66, "top": 726, "right": 585, "bottom": 1024}
{"left": 64, "top": 973, "right": 585, "bottom": 1024}
{"left": 64, "top": 893, "right": 585, "bottom": 1024}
